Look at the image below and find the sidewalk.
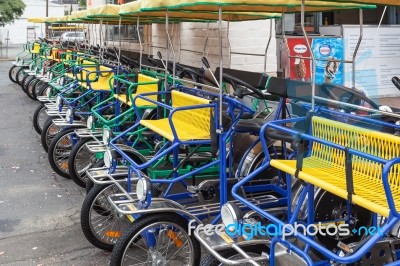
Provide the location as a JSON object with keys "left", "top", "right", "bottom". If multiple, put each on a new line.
{"left": 0, "top": 44, "right": 24, "bottom": 61}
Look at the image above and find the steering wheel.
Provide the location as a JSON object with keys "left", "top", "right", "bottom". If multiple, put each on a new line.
{"left": 320, "top": 83, "right": 380, "bottom": 113}
{"left": 177, "top": 65, "right": 218, "bottom": 88}
{"left": 222, "top": 73, "right": 267, "bottom": 100}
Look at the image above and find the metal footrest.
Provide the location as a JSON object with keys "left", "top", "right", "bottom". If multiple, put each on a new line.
{"left": 39, "top": 77, "right": 50, "bottom": 82}
{"left": 75, "top": 128, "right": 103, "bottom": 138}
{"left": 45, "top": 110, "right": 66, "bottom": 117}
{"left": 185, "top": 194, "right": 281, "bottom": 217}
{"left": 85, "top": 141, "right": 107, "bottom": 153}
{"left": 86, "top": 166, "right": 129, "bottom": 185}
{"left": 44, "top": 103, "right": 62, "bottom": 109}
{"left": 53, "top": 118, "right": 85, "bottom": 127}
{"left": 194, "top": 226, "right": 270, "bottom": 266}
{"left": 38, "top": 96, "right": 56, "bottom": 103}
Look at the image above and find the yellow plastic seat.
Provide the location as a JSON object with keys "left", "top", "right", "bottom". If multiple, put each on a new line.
{"left": 114, "top": 93, "right": 156, "bottom": 107}
{"left": 270, "top": 116, "right": 400, "bottom": 218}
{"left": 114, "top": 73, "right": 159, "bottom": 107}
{"left": 140, "top": 90, "right": 211, "bottom": 142}
{"left": 75, "top": 61, "right": 113, "bottom": 91}
{"left": 31, "top": 43, "right": 41, "bottom": 54}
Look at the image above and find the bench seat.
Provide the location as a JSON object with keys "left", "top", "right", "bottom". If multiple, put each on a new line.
{"left": 140, "top": 90, "right": 211, "bottom": 142}
{"left": 114, "top": 74, "right": 160, "bottom": 107}
{"left": 113, "top": 93, "right": 156, "bottom": 107}
{"left": 270, "top": 116, "right": 400, "bottom": 218}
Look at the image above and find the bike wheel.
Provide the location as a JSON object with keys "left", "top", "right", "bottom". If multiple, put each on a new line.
{"left": 68, "top": 138, "right": 102, "bottom": 188}
{"left": 38, "top": 83, "right": 52, "bottom": 98}
{"left": 26, "top": 77, "right": 40, "bottom": 100}
{"left": 16, "top": 67, "right": 27, "bottom": 86}
{"left": 81, "top": 183, "right": 131, "bottom": 251}
{"left": 33, "top": 103, "right": 50, "bottom": 134}
{"left": 41, "top": 117, "right": 63, "bottom": 152}
{"left": 9, "top": 65, "right": 20, "bottom": 83}
{"left": 110, "top": 213, "right": 201, "bottom": 266}
{"left": 22, "top": 75, "right": 34, "bottom": 94}
{"left": 48, "top": 128, "right": 79, "bottom": 178}
{"left": 32, "top": 79, "right": 46, "bottom": 100}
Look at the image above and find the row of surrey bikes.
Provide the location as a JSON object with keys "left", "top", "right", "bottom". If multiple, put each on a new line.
{"left": 8, "top": 34, "right": 400, "bottom": 265}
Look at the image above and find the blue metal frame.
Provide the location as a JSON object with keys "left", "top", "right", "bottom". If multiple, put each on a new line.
{"left": 231, "top": 107, "right": 400, "bottom": 265}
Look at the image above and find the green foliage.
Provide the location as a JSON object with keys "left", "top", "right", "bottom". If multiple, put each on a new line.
{"left": 78, "top": 0, "right": 86, "bottom": 8}
{"left": 0, "top": 0, "right": 26, "bottom": 26}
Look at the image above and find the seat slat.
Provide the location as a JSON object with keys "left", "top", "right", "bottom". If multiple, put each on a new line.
{"left": 139, "top": 90, "right": 211, "bottom": 142}
{"left": 271, "top": 116, "right": 400, "bottom": 218}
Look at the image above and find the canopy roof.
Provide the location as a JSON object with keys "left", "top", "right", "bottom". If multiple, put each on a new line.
{"left": 87, "top": 4, "right": 121, "bottom": 18}
{"left": 43, "top": 17, "right": 59, "bottom": 23}
{"left": 28, "top": 18, "right": 45, "bottom": 23}
{"left": 71, "top": 10, "right": 88, "bottom": 21}
{"left": 49, "top": 25, "right": 85, "bottom": 30}
{"left": 140, "top": 0, "right": 376, "bottom": 13}
{"left": 314, "top": 0, "right": 398, "bottom": 6}
{"left": 120, "top": 0, "right": 281, "bottom": 21}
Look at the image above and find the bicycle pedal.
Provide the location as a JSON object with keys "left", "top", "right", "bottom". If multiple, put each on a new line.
{"left": 187, "top": 186, "right": 199, "bottom": 194}
{"left": 337, "top": 241, "right": 353, "bottom": 254}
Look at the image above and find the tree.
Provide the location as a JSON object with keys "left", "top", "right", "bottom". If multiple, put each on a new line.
{"left": 0, "top": 0, "right": 26, "bottom": 26}
{"left": 78, "top": 0, "right": 86, "bottom": 9}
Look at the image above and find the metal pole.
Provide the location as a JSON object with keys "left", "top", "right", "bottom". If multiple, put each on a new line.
{"left": 99, "top": 19, "right": 103, "bottom": 60}
{"left": 352, "top": 9, "right": 363, "bottom": 89}
{"left": 117, "top": 16, "right": 122, "bottom": 75}
{"left": 218, "top": 6, "right": 223, "bottom": 131}
{"left": 46, "top": 0, "right": 49, "bottom": 37}
{"left": 137, "top": 15, "right": 142, "bottom": 71}
{"left": 264, "top": 19, "right": 272, "bottom": 73}
{"left": 300, "top": 0, "right": 316, "bottom": 110}
{"left": 165, "top": 12, "right": 169, "bottom": 90}
{"left": 165, "top": 15, "right": 176, "bottom": 85}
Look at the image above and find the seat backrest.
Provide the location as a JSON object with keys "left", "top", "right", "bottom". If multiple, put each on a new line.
{"left": 31, "top": 42, "right": 41, "bottom": 54}
{"left": 311, "top": 116, "right": 400, "bottom": 183}
{"left": 137, "top": 74, "right": 159, "bottom": 94}
{"left": 171, "top": 90, "right": 211, "bottom": 134}
{"left": 78, "top": 60, "right": 98, "bottom": 81}
{"left": 214, "top": 67, "right": 262, "bottom": 89}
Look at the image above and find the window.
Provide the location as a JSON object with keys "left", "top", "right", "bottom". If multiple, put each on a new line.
{"left": 106, "top": 24, "right": 144, "bottom": 43}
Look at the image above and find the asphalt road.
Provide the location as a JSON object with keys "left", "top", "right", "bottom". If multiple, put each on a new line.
{"left": 0, "top": 61, "right": 109, "bottom": 265}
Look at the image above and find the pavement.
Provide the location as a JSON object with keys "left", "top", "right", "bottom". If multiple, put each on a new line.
{"left": 0, "top": 62, "right": 109, "bottom": 265}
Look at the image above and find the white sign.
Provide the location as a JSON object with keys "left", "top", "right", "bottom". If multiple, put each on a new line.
{"left": 342, "top": 25, "right": 400, "bottom": 98}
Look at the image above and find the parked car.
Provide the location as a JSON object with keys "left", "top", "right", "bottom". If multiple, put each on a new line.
{"left": 60, "top": 31, "right": 85, "bottom": 42}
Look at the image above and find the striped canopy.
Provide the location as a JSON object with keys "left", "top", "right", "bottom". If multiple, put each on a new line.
{"left": 314, "top": 0, "right": 398, "bottom": 6}
{"left": 141, "top": 0, "right": 376, "bottom": 12}
{"left": 120, "top": 0, "right": 281, "bottom": 21}
{"left": 28, "top": 18, "right": 45, "bottom": 23}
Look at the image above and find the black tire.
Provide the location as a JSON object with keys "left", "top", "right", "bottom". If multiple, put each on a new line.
{"left": 38, "top": 83, "right": 52, "bottom": 98}
{"left": 21, "top": 75, "right": 34, "bottom": 94}
{"left": 48, "top": 127, "right": 79, "bottom": 178}
{"left": 41, "top": 117, "right": 63, "bottom": 152}
{"left": 32, "top": 79, "right": 46, "bottom": 100}
{"left": 200, "top": 246, "right": 269, "bottom": 266}
{"left": 26, "top": 77, "right": 40, "bottom": 100}
{"left": 86, "top": 178, "right": 95, "bottom": 195}
{"left": 68, "top": 138, "right": 101, "bottom": 188}
{"left": 16, "top": 67, "right": 27, "bottom": 86}
{"left": 109, "top": 213, "right": 202, "bottom": 266}
{"left": 9, "top": 65, "right": 20, "bottom": 83}
{"left": 33, "top": 103, "right": 49, "bottom": 134}
{"left": 81, "top": 183, "right": 132, "bottom": 251}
